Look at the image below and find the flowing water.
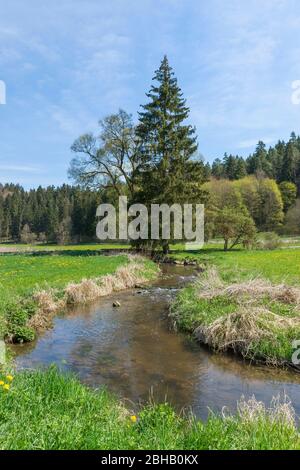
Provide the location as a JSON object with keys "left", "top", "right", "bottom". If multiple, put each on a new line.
{"left": 10, "top": 265, "right": 300, "bottom": 419}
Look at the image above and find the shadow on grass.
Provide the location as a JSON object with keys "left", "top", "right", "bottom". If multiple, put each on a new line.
{"left": 0, "top": 243, "right": 244, "bottom": 258}
{"left": 0, "top": 249, "right": 133, "bottom": 258}
{"left": 169, "top": 247, "right": 243, "bottom": 256}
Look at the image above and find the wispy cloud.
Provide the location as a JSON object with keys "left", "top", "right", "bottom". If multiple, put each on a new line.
{"left": 237, "top": 137, "right": 275, "bottom": 150}
{"left": 0, "top": 165, "right": 43, "bottom": 173}
{"left": 0, "top": 0, "right": 300, "bottom": 187}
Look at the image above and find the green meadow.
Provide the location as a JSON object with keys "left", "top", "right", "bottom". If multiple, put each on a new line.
{"left": 0, "top": 252, "right": 129, "bottom": 296}
{"left": 1, "top": 244, "right": 300, "bottom": 449}
{"left": 171, "top": 247, "right": 300, "bottom": 366}
{"left": 0, "top": 367, "right": 298, "bottom": 450}
{"left": 171, "top": 247, "right": 300, "bottom": 284}
{"left": 0, "top": 251, "right": 157, "bottom": 342}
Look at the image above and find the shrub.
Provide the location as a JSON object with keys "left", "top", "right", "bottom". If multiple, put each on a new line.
{"left": 12, "top": 326, "right": 35, "bottom": 343}
{"left": 5, "top": 300, "right": 37, "bottom": 343}
{"left": 257, "top": 232, "right": 282, "bottom": 250}
{"left": 20, "top": 224, "right": 37, "bottom": 244}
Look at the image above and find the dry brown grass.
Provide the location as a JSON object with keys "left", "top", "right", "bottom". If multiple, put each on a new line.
{"left": 196, "top": 267, "right": 300, "bottom": 306}
{"left": 33, "top": 289, "right": 59, "bottom": 313}
{"left": 65, "top": 257, "right": 149, "bottom": 304}
{"left": 28, "top": 256, "right": 155, "bottom": 332}
{"left": 195, "top": 307, "right": 300, "bottom": 363}
{"left": 188, "top": 266, "right": 300, "bottom": 365}
{"left": 194, "top": 266, "right": 224, "bottom": 296}
{"left": 65, "top": 279, "right": 102, "bottom": 304}
{"left": 28, "top": 290, "right": 64, "bottom": 330}
{"left": 225, "top": 280, "right": 300, "bottom": 305}
{"left": 221, "top": 394, "right": 296, "bottom": 427}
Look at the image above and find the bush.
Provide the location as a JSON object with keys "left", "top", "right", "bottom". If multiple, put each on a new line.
{"left": 257, "top": 232, "right": 282, "bottom": 250}
{"left": 20, "top": 224, "right": 37, "bottom": 244}
{"left": 12, "top": 325, "right": 35, "bottom": 343}
{"left": 5, "top": 300, "right": 37, "bottom": 343}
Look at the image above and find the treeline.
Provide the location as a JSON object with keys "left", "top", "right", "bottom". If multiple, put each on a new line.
{"left": 67, "top": 55, "right": 300, "bottom": 251}
{"left": 0, "top": 184, "right": 100, "bottom": 243}
{"left": 202, "top": 133, "right": 300, "bottom": 246}
{"left": 209, "top": 133, "right": 300, "bottom": 187}
{"left": 1, "top": 56, "right": 300, "bottom": 249}
{"left": 69, "top": 56, "right": 207, "bottom": 253}
{"left": 204, "top": 176, "right": 298, "bottom": 249}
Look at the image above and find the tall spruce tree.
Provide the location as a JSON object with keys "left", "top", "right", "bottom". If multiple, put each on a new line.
{"left": 211, "top": 158, "right": 225, "bottom": 179}
{"left": 136, "top": 56, "right": 207, "bottom": 253}
{"left": 246, "top": 141, "right": 273, "bottom": 177}
{"left": 281, "top": 141, "right": 299, "bottom": 183}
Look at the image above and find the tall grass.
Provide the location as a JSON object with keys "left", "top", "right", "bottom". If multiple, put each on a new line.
{"left": 170, "top": 266, "right": 300, "bottom": 365}
{"left": 0, "top": 367, "right": 298, "bottom": 450}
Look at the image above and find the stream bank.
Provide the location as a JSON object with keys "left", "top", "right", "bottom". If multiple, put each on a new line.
{"left": 10, "top": 264, "right": 300, "bottom": 420}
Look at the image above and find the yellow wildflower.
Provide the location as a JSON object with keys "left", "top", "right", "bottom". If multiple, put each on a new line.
{"left": 3, "top": 384, "right": 10, "bottom": 391}
{"left": 0, "top": 381, "right": 4, "bottom": 386}
{"left": 130, "top": 415, "right": 137, "bottom": 423}
{"left": 6, "top": 375, "right": 13, "bottom": 382}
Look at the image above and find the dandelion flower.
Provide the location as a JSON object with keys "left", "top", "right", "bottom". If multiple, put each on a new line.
{"left": 3, "top": 384, "right": 10, "bottom": 391}
{"left": 0, "top": 380, "right": 4, "bottom": 386}
{"left": 6, "top": 375, "right": 13, "bottom": 382}
{"left": 130, "top": 415, "right": 137, "bottom": 423}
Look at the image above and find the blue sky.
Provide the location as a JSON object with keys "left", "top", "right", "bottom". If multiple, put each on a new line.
{"left": 0, "top": 0, "right": 300, "bottom": 188}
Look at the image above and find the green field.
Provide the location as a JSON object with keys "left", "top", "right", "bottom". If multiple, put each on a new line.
{"left": 171, "top": 247, "right": 300, "bottom": 284}
{"left": 0, "top": 367, "right": 297, "bottom": 450}
{"left": 2, "top": 237, "right": 300, "bottom": 285}
{"left": 0, "top": 253, "right": 129, "bottom": 296}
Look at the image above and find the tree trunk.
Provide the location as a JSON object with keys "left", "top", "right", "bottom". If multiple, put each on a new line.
{"left": 162, "top": 241, "right": 169, "bottom": 255}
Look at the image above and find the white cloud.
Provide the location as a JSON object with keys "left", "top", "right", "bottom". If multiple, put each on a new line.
{"left": 0, "top": 0, "right": 300, "bottom": 185}
{"left": 237, "top": 137, "right": 274, "bottom": 149}
{"left": 50, "top": 107, "right": 81, "bottom": 135}
{"left": 0, "top": 165, "right": 43, "bottom": 173}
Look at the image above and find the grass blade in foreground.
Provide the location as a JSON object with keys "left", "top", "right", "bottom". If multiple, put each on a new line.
{"left": 0, "top": 367, "right": 298, "bottom": 450}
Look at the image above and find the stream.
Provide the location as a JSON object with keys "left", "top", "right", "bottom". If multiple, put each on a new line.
{"left": 10, "top": 265, "right": 300, "bottom": 420}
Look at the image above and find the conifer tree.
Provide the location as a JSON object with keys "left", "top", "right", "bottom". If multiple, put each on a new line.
{"left": 136, "top": 56, "right": 207, "bottom": 252}
{"left": 281, "top": 141, "right": 299, "bottom": 184}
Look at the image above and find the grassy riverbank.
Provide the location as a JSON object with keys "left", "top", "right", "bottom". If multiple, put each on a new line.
{"left": 171, "top": 247, "right": 300, "bottom": 284}
{"left": 0, "top": 253, "right": 158, "bottom": 343}
{"left": 0, "top": 367, "right": 297, "bottom": 450}
{"left": 170, "top": 248, "right": 300, "bottom": 366}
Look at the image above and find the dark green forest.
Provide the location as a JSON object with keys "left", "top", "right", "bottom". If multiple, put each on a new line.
{"left": 210, "top": 133, "right": 300, "bottom": 185}
{"left": 1, "top": 130, "right": 300, "bottom": 244}
{"left": 0, "top": 184, "right": 100, "bottom": 244}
